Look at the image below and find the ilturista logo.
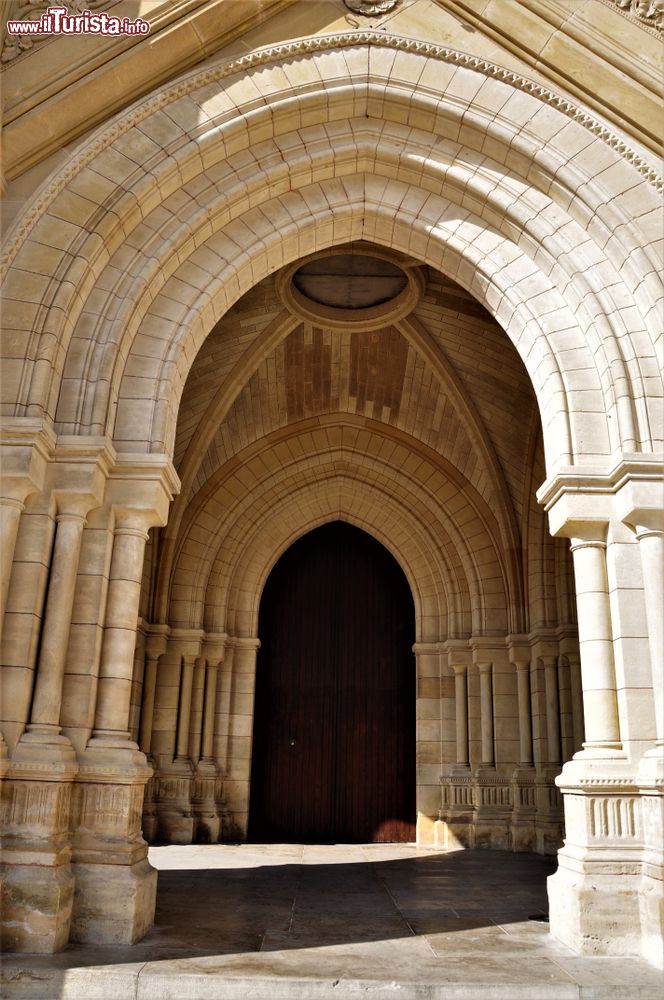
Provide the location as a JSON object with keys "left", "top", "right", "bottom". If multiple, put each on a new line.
{"left": 6, "top": 6, "right": 150, "bottom": 37}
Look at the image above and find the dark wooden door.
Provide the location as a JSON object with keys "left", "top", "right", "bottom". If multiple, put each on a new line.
{"left": 249, "top": 521, "right": 416, "bottom": 843}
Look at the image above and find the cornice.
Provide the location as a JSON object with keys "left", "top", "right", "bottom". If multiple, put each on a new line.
{"left": 434, "top": 0, "right": 662, "bottom": 154}
{"left": 2, "top": 31, "right": 661, "bottom": 276}
{"left": 537, "top": 455, "right": 663, "bottom": 510}
{"left": 1, "top": 0, "right": 295, "bottom": 180}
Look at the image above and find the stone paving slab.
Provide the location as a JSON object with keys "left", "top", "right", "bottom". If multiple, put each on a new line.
{"left": 2, "top": 844, "right": 662, "bottom": 1000}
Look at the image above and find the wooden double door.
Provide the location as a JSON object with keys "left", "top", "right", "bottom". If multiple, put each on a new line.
{"left": 249, "top": 521, "right": 416, "bottom": 843}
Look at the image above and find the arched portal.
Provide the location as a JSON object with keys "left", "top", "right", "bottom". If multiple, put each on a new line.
{"left": 0, "top": 12, "right": 661, "bottom": 972}
{"left": 249, "top": 521, "right": 416, "bottom": 844}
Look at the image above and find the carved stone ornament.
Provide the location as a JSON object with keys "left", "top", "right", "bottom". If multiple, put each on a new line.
{"left": 344, "top": 0, "right": 400, "bottom": 15}
{"left": 605, "top": 0, "right": 663, "bottom": 31}
{"left": 2, "top": 1, "right": 110, "bottom": 62}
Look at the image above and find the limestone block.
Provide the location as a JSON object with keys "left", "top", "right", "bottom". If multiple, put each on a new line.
{"left": 70, "top": 858, "right": 156, "bottom": 945}
{"left": 0, "top": 862, "right": 74, "bottom": 953}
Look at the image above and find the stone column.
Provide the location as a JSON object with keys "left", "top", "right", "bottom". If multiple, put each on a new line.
{"left": 471, "top": 641, "right": 510, "bottom": 850}
{"left": 508, "top": 639, "right": 536, "bottom": 852}
{"left": 443, "top": 644, "right": 473, "bottom": 850}
{"left": 543, "top": 656, "right": 561, "bottom": 766}
{"left": 201, "top": 657, "right": 221, "bottom": 763}
{"left": 90, "top": 517, "right": 151, "bottom": 742}
{"left": 193, "top": 636, "right": 226, "bottom": 844}
{"left": 139, "top": 629, "right": 169, "bottom": 756}
{"left": 569, "top": 535, "right": 621, "bottom": 756}
{"left": 69, "top": 456, "right": 179, "bottom": 947}
{"left": 0, "top": 419, "right": 55, "bottom": 640}
{"left": 540, "top": 482, "right": 635, "bottom": 961}
{"left": 156, "top": 629, "right": 203, "bottom": 845}
{"left": 635, "top": 526, "right": 663, "bottom": 750}
{"left": 176, "top": 652, "right": 197, "bottom": 762}
{"left": 567, "top": 651, "right": 585, "bottom": 754}
{"left": 139, "top": 626, "right": 169, "bottom": 844}
{"left": 515, "top": 661, "right": 533, "bottom": 766}
{"left": 0, "top": 497, "right": 25, "bottom": 631}
{"left": 452, "top": 663, "right": 469, "bottom": 768}
{"left": 477, "top": 661, "right": 494, "bottom": 767}
{"left": 27, "top": 509, "right": 87, "bottom": 737}
{"left": 412, "top": 642, "right": 442, "bottom": 846}
{"left": 2, "top": 439, "right": 112, "bottom": 956}
{"left": 224, "top": 637, "right": 260, "bottom": 838}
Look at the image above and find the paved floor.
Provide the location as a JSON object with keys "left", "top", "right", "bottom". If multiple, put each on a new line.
{"left": 2, "top": 843, "right": 662, "bottom": 999}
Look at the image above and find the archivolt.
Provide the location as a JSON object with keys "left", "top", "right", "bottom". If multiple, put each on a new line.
{"left": 1, "top": 35, "right": 661, "bottom": 464}
{"left": 163, "top": 415, "right": 511, "bottom": 640}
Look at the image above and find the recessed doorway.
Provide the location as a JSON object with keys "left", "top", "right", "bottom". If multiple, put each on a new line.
{"left": 249, "top": 521, "right": 416, "bottom": 843}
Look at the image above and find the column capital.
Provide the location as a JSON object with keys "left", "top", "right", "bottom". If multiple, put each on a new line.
{"left": 106, "top": 453, "right": 180, "bottom": 529}
{"left": 412, "top": 641, "right": 443, "bottom": 656}
{"left": 145, "top": 624, "right": 170, "bottom": 659}
{"left": 506, "top": 634, "right": 531, "bottom": 666}
{"left": 0, "top": 417, "right": 56, "bottom": 503}
{"left": 615, "top": 475, "right": 664, "bottom": 534}
{"left": 537, "top": 457, "right": 662, "bottom": 537}
{"left": 470, "top": 635, "right": 506, "bottom": 666}
{"left": 450, "top": 662, "right": 468, "bottom": 676}
{"left": 230, "top": 636, "right": 261, "bottom": 652}
{"left": 203, "top": 631, "right": 228, "bottom": 663}
{"left": 169, "top": 628, "right": 204, "bottom": 659}
{"left": 527, "top": 629, "right": 559, "bottom": 659}
{"left": 48, "top": 436, "right": 116, "bottom": 517}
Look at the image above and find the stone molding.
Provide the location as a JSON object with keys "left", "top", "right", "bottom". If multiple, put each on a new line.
{"left": 0, "top": 418, "right": 56, "bottom": 502}
{"left": 537, "top": 457, "right": 664, "bottom": 537}
{"left": 275, "top": 247, "right": 425, "bottom": 331}
{"left": 599, "top": 0, "right": 663, "bottom": 35}
{"left": 2, "top": 30, "right": 662, "bottom": 274}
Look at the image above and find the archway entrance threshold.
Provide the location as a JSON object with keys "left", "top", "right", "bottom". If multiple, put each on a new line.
{"left": 2, "top": 844, "right": 660, "bottom": 999}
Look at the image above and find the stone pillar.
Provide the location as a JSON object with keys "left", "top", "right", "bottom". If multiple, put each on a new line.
{"left": 442, "top": 643, "right": 473, "bottom": 850}
{"left": 155, "top": 630, "right": 202, "bottom": 845}
{"left": 91, "top": 518, "right": 151, "bottom": 741}
{"left": 0, "top": 419, "right": 55, "bottom": 640}
{"left": 2, "top": 439, "right": 113, "bottom": 955}
{"left": 616, "top": 485, "right": 664, "bottom": 968}
{"left": 478, "top": 662, "right": 494, "bottom": 767}
{"left": 471, "top": 640, "right": 510, "bottom": 849}
{"left": 569, "top": 535, "right": 622, "bottom": 756}
{"left": 412, "top": 642, "right": 442, "bottom": 846}
{"left": 508, "top": 637, "right": 536, "bottom": 852}
{"left": 27, "top": 509, "right": 87, "bottom": 736}
{"left": 139, "top": 630, "right": 169, "bottom": 756}
{"left": 540, "top": 480, "right": 638, "bottom": 961}
{"left": 565, "top": 650, "right": 585, "bottom": 753}
{"left": 69, "top": 456, "right": 179, "bottom": 947}
{"left": 543, "top": 656, "right": 561, "bottom": 767}
{"left": 192, "top": 635, "right": 226, "bottom": 843}
{"left": 452, "top": 664, "right": 469, "bottom": 768}
{"left": 530, "top": 636, "right": 564, "bottom": 855}
{"left": 139, "top": 626, "right": 169, "bottom": 844}
{"left": 516, "top": 660, "right": 533, "bottom": 767}
{"left": 0, "top": 498, "right": 25, "bottom": 630}
{"left": 224, "top": 637, "right": 260, "bottom": 838}
{"left": 176, "top": 653, "right": 197, "bottom": 762}
{"left": 635, "top": 527, "right": 663, "bottom": 751}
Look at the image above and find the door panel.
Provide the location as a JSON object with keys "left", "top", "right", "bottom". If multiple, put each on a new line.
{"left": 249, "top": 521, "right": 416, "bottom": 843}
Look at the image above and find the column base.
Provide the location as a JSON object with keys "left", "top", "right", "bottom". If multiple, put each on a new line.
{"left": 70, "top": 858, "right": 156, "bottom": 944}
{"left": 156, "top": 758, "right": 194, "bottom": 843}
{"left": 548, "top": 860, "right": 643, "bottom": 957}
{"left": 192, "top": 761, "right": 222, "bottom": 843}
{"left": 1, "top": 731, "right": 78, "bottom": 953}
{"left": 473, "top": 768, "right": 511, "bottom": 849}
{"left": 510, "top": 766, "right": 537, "bottom": 852}
{"left": 70, "top": 741, "right": 155, "bottom": 944}
{"left": 0, "top": 861, "right": 74, "bottom": 953}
